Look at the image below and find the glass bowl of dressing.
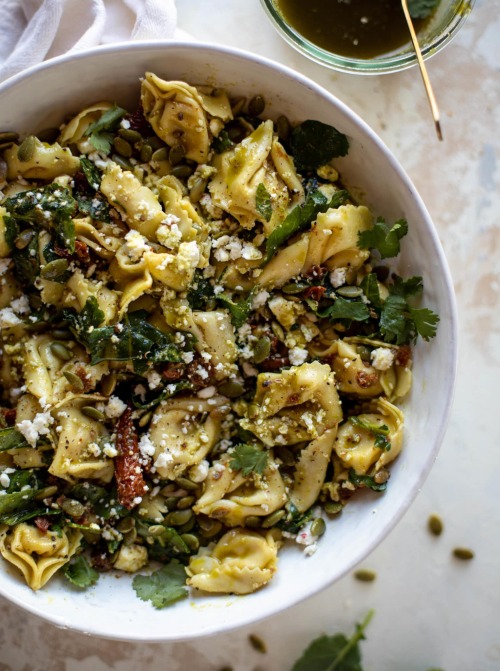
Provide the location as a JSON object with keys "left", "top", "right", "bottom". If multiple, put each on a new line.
{"left": 260, "top": 0, "right": 475, "bottom": 74}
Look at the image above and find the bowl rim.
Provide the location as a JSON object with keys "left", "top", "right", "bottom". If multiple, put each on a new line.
{"left": 0, "top": 39, "right": 458, "bottom": 641}
{"left": 259, "top": 0, "right": 476, "bottom": 74}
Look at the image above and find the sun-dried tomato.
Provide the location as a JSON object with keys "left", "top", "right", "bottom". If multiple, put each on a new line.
{"left": 34, "top": 517, "right": 50, "bottom": 533}
{"left": 161, "top": 362, "right": 186, "bottom": 381}
{"left": 356, "top": 369, "right": 379, "bottom": 389}
{"left": 123, "top": 109, "right": 153, "bottom": 135}
{"left": 303, "top": 285, "right": 326, "bottom": 301}
{"left": 395, "top": 345, "right": 412, "bottom": 368}
{"left": 74, "top": 366, "right": 93, "bottom": 392}
{"left": 1, "top": 408, "right": 16, "bottom": 426}
{"left": 114, "top": 407, "right": 148, "bottom": 510}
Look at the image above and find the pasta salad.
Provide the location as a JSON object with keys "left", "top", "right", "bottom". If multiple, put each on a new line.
{"left": 0, "top": 73, "right": 438, "bottom": 601}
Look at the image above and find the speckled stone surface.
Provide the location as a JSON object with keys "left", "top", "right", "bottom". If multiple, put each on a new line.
{"left": 1, "top": 1, "right": 499, "bottom": 669}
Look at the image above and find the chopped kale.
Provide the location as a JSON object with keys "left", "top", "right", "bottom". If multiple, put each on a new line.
{"left": 348, "top": 469, "right": 388, "bottom": 492}
{"left": 256, "top": 182, "right": 273, "bottom": 222}
{"left": 290, "top": 119, "right": 349, "bottom": 171}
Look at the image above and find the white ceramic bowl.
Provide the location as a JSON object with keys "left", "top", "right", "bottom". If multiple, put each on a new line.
{"left": 0, "top": 41, "right": 457, "bottom": 641}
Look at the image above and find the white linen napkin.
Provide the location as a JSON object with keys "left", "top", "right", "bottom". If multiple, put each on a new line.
{"left": 0, "top": 0, "right": 188, "bottom": 83}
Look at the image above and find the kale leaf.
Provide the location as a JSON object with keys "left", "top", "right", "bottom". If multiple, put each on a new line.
{"left": 217, "top": 290, "right": 255, "bottom": 329}
{"left": 0, "top": 427, "right": 29, "bottom": 452}
{"left": 256, "top": 183, "right": 273, "bottom": 222}
{"left": 290, "top": 120, "right": 349, "bottom": 171}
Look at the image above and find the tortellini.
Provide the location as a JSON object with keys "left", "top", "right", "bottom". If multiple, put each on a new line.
{"left": 0, "top": 524, "right": 82, "bottom": 590}
{"left": 187, "top": 529, "right": 279, "bottom": 594}
{"left": 240, "top": 361, "right": 342, "bottom": 446}
{"left": 4, "top": 138, "right": 80, "bottom": 180}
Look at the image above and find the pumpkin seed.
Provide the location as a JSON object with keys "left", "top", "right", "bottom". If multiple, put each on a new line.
{"left": 17, "top": 135, "right": 36, "bottom": 162}
{"left": 164, "top": 496, "right": 179, "bottom": 510}
{"left": 248, "top": 633, "right": 267, "bottom": 654}
{"left": 231, "top": 96, "right": 246, "bottom": 116}
{"left": 354, "top": 568, "right": 377, "bottom": 582}
{"left": 324, "top": 501, "right": 343, "bottom": 515}
{"left": 253, "top": 336, "right": 271, "bottom": 364}
{"left": 144, "top": 136, "right": 164, "bottom": 151}
{"left": 276, "top": 114, "right": 292, "bottom": 143}
{"left": 453, "top": 547, "right": 474, "bottom": 560}
{"left": 34, "top": 485, "right": 59, "bottom": 500}
{"left": 100, "top": 371, "right": 117, "bottom": 396}
{"left": 60, "top": 498, "right": 86, "bottom": 518}
{"left": 36, "top": 127, "right": 59, "bottom": 143}
{"left": 276, "top": 446, "right": 295, "bottom": 466}
{"left": 63, "top": 371, "right": 85, "bottom": 391}
{"left": 336, "top": 285, "right": 363, "bottom": 298}
{"left": 81, "top": 406, "right": 106, "bottom": 421}
{"left": 40, "top": 258, "right": 69, "bottom": 280}
{"left": 198, "top": 517, "right": 222, "bottom": 538}
{"left": 218, "top": 379, "right": 245, "bottom": 399}
{"left": 227, "top": 125, "right": 246, "bottom": 143}
{"left": 310, "top": 517, "right": 326, "bottom": 537}
{"left": 51, "top": 328, "right": 72, "bottom": 340}
{"left": 0, "top": 131, "right": 19, "bottom": 144}
{"left": 139, "top": 143, "right": 153, "bottom": 163}
{"left": 356, "top": 345, "right": 372, "bottom": 362}
{"left": 245, "top": 515, "right": 262, "bottom": 528}
{"left": 180, "top": 533, "right": 200, "bottom": 551}
{"left": 14, "top": 229, "right": 35, "bottom": 249}
{"left": 138, "top": 410, "right": 153, "bottom": 428}
{"left": 427, "top": 513, "right": 443, "bottom": 537}
{"left": 170, "top": 164, "right": 193, "bottom": 179}
{"left": 271, "top": 321, "right": 285, "bottom": 341}
{"left": 123, "top": 527, "right": 138, "bottom": 545}
{"left": 175, "top": 476, "right": 199, "bottom": 491}
{"left": 177, "top": 516, "right": 196, "bottom": 534}
{"left": 148, "top": 524, "right": 166, "bottom": 537}
{"left": 111, "top": 153, "right": 133, "bottom": 170}
{"left": 152, "top": 147, "right": 168, "bottom": 162}
{"left": 118, "top": 128, "right": 142, "bottom": 144}
{"left": 189, "top": 176, "right": 207, "bottom": 203}
{"left": 282, "top": 281, "right": 307, "bottom": 294}
{"left": 165, "top": 509, "right": 193, "bottom": 526}
{"left": 168, "top": 143, "right": 186, "bottom": 165}
{"left": 247, "top": 403, "right": 259, "bottom": 419}
{"left": 261, "top": 509, "right": 286, "bottom": 528}
{"left": 373, "top": 469, "right": 389, "bottom": 485}
{"left": 117, "top": 517, "right": 135, "bottom": 533}
{"left": 248, "top": 94, "right": 265, "bottom": 117}
{"left": 113, "top": 136, "right": 133, "bottom": 158}
{"left": 50, "top": 342, "right": 73, "bottom": 361}
{"left": 177, "top": 495, "right": 196, "bottom": 510}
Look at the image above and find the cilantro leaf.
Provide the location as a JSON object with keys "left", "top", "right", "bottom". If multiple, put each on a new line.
{"left": 291, "top": 610, "right": 374, "bottom": 671}
{"left": 360, "top": 274, "right": 382, "bottom": 309}
{"left": 358, "top": 218, "right": 408, "bottom": 259}
{"left": 320, "top": 297, "right": 370, "bottom": 323}
{"left": 408, "top": 0, "right": 440, "bottom": 19}
{"left": 230, "top": 443, "right": 269, "bottom": 476}
{"left": 132, "top": 560, "right": 188, "bottom": 609}
{"left": 256, "top": 183, "right": 273, "bottom": 222}
{"left": 379, "top": 294, "right": 413, "bottom": 345}
{"left": 290, "top": 119, "right": 349, "bottom": 171}
{"left": 408, "top": 306, "right": 440, "bottom": 341}
{"left": 187, "top": 269, "right": 215, "bottom": 311}
{"left": 63, "top": 296, "right": 105, "bottom": 347}
{"left": 278, "top": 502, "right": 313, "bottom": 534}
{"left": 264, "top": 189, "right": 349, "bottom": 264}
{"left": 80, "top": 156, "right": 101, "bottom": 190}
{"left": 84, "top": 105, "right": 126, "bottom": 155}
{"left": 390, "top": 275, "right": 423, "bottom": 298}
{"left": 63, "top": 555, "right": 99, "bottom": 589}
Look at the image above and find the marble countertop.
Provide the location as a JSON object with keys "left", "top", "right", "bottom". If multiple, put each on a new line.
{"left": 1, "top": 1, "right": 499, "bottom": 669}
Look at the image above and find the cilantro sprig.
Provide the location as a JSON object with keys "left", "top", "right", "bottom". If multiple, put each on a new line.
{"left": 132, "top": 560, "right": 188, "bottom": 609}
{"left": 358, "top": 217, "right": 408, "bottom": 259}
{"left": 229, "top": 443, "right": 269, "bottom": 476}
{"left": 63, "top": 555, "right": 99, "bottom": 589}
{"left": 84, "top": 104, "right": 127, "bottom": 154}
{"left": 349, "top": 417, "right": 391, "bottom": 452}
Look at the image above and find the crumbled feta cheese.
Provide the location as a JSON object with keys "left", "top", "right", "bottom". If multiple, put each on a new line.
{"left": 16, "top": 412, "right": 54, "bottom": 447}
{"left": 0, "top": 307, "right": 22, "bottom": 328}
{"left": 370, "top": 347, "right": 395, "bottom": 371}
{"left": 288, "top": 346, "right": 309, "bottom": 366}
{"left": 197, "top": 385, "right": 216, "bottom": 399}
{"left": 156, "top": 217, "right": 182, "bottom": 249}
{"left": 138, "top": 433, "right": 156, "bottom": 458}
{"left": 0, "top": 259, "right": 11, "bottom": 276}
{"left": 10, "top": 295, "right": 30, "bottom": 315}
{"left": 177, "top": 240, "right": 200, "bottom": 272}
{"left": 105, "top": 396, "right": 127, "bottom": 418}
{"left": 123, "top": 229, "right": 150, "bottom": 262}
{"left": 252, "top": 290, "right": 270, "bottom": 310}
{"left": 329, "top": 267, "right": 347, "bottom": 288}
{"left": 188, "top": 459, "right": 210, "bottom": 483}
{"left": 147, "top": 370, "right": 162, "bottom": 390}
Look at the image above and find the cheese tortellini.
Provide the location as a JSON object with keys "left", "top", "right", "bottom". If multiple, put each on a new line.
{"left": 0, "top": 73, "right": 433, "bottom": 600}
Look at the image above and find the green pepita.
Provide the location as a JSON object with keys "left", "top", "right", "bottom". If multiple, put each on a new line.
{"left": 175, "top": 476, "right": 199, "bottom": 491}
{"left": 50, "top": 342, "right": 73, "bottom": 361}
{"left": 81, "top": 406, "right": 106, "bottom": 421}
{"left": 164, "top": 496, "right": 180, "bottom": 510}
{"left": 118, "top": 128, "right": 142, "bottom": 144}
{"left": 40, "top": 258, "right": 69, "bottom": 281}
{"left": 100, "top": 371, "right": 117, "bottom": 397}
{"left": 180, "top": 533, "right": 200, "bottom": 552}
{"left": 144, "top": 136, "right": 164, "bottom": 151}
{"left": 248, "top": 94, "right": 265, "bottom": 117}
{"left": 310, "top": 517, "right": 327, "bottom": 537}
{"left": 336, "top": 285, "right": 363, "bottom": 298}
{"left": 245, "top": 515, "right": 262, "bottom": 528}
{"left": 111, "top": 153, "right": 133, "bottom": 170}
{"left": 51, "top": 328, "right": 72, "bottom": 341}
{"left": 261, "top": 509, "right": 286, "bottom": 528}
{"left": 138, "top": 410, "right": 153, "bottom": 428}
{"left": 253, "top": 336, "right": 271, "bottom": 364}
{"left": 168, "top": 143, "right": 186, "bottom": 166}
{"left": 276, "top": 115, "right": 292, "bottom": 143}
{"left": 248, "top": 633, "right": 267, "bottom": 654}
{"left": 113, "top": 136, "right": 133, "bottom": 158}
{"left": 189, "top": 176, "right": 208, "bottom": 203}
{"left": 282, "top": 281, "right": 307, "bottom": 295}
{"left": 117, "top": 517, "right": 135, "bottom": 533}
{"left": 324, "top": 501, "right": 343, "bottom": 515}
{"left": 354, "top": 568, "right": 377, "bottom": 582}
{"left": 165, "top": 509, "right": 193, "bottom": 526}
{"left": 373, "top": 469, "right": 389, "bottom": 485}
{"left": 177, "top": 495, "right": 196, "bottom": 510}
{"left": 198, "top": 518, "right": 222, "bottom": 538}
{"left": 453, "top": 547, "right": 474, "bottom": 560}
{"left": 63, "top": 371, "right": 85, "bottom": 391}
{"left": 177, "top": 516, "right": 196, "bottom": 534}
{"left": 218, "top": 379, "right": 245, "bottom": 399}
{"left": 139, "top": 143, "right": 153, "bottom": 163}
{"left": 148, "top": 524, "right": 166, "bottom": 537}
{"left": 170, "top": 164, "right": 193, "bottom": 179}
{"left": 60, "top": 498, "right": 86, "bottom": 518}
{"left": 34, "top": 485, "right": 59, "bottom": 500}
{"left": 17, "top": 135, "right": 36, "bottom": 162}
{"left": 151, "top": 147, "right": 168, "bottom": 162}
{"left": 0, "top": 131, "right": 19, "bottom": 144}
{"left": 427, "top": 513, "right": 443, "bottom": 537}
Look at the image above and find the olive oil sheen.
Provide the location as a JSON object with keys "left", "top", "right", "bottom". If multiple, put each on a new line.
{"left": 276, "top": 0, "right": 430, "bottom": 59}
